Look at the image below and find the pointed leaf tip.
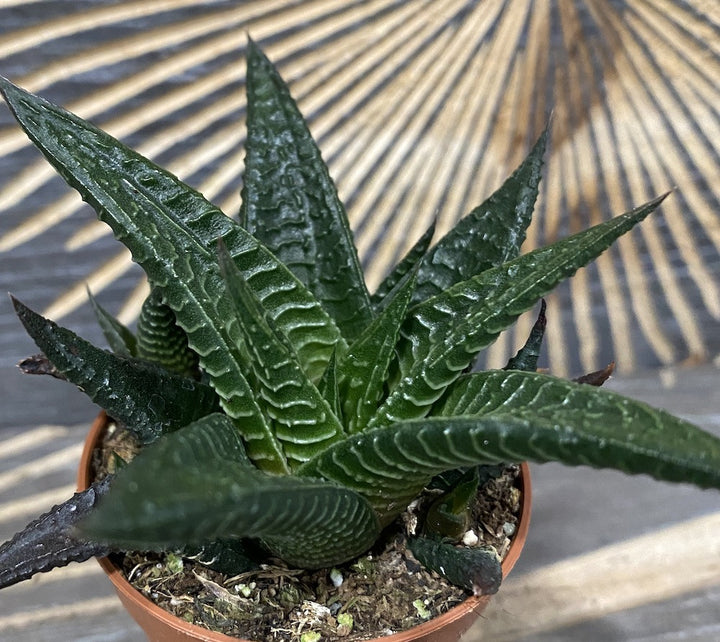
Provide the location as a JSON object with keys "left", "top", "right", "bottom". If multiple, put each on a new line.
{"left": 412, "top": 125, "right": 549, "bottom": 304}
{"left": 12, "top": 298, "right": 219, "bottom": 443}
{"left": 375, "top": 193, "right": 678, "bottom": 426}
{"left": 242, "top": 40, "right": 373, "bottom": 340}
{"left": 372, "top": 218, "right": 436, "bottom": 307}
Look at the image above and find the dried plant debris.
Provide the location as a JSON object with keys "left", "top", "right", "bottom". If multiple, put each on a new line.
{"left": 573, "top": 362, "right": 615, "bottom": 387}
{"left": 17, "top": 353, "right": 66, "bottom": 379}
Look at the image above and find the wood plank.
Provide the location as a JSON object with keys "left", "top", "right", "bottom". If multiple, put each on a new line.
{"left": 465, "top": 512, "right": 720, "bottom": 640}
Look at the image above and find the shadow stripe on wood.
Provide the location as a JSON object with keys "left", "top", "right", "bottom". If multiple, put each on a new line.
{"left": 467, "top": 510, "right": 720, "bottom": 641}
{"left": 1, "top": 1, "right": 718, "bottom": 376}
{"left": 0, "top": 485, "right": 77, "bottom": 524}
{"left": 0, "top": 425, "right": 72, "bottom": 460}
{"left": 0, "top": 596, "right": 122, "bottom": 631}
{"left": 0, "top": 443, "right": 83, "bottom": 494}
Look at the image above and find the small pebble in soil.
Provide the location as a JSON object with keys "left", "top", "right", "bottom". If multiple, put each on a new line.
{"left": 330, "top": 568, "right": 344, "bottom": 588}
{"left": 462, "top": 529, "right": 479, "bottom": 546}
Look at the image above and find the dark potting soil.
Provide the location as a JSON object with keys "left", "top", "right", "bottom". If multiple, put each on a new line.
{"left": 94, "top": 420, "right": 522, "bottom": 641}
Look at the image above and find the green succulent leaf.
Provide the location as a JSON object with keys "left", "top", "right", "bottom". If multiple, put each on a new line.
{"left": 301, "top": 394, "right": 720, "bottom": 525}
{"left": 11, "top": 296, "right": 219, "bottom": 443}
{"left": 87, "top": 288, "right": 137, "bottom": 357}
{"left": 374, "top": 194, "right": 668, "bottom": 426}
{"left": 504, "top": 300, "right": 546, "bottom": 372}
{"left": 411, "top": 127, "right": 548, "bottom": 305}
{"left": 141, "top": 412, "right": 252, "bottom": 466}
{"left": 424, "top": 467, "right": 479, "bottom": 540}
{"left": 241, "top": 39, "right": 372, "bottom": 341}
{"left": 408, "top": 537, "right": 502, "bottom": 595}
{"left": 0, "top": 78, "right": 343, "bottom": 383}
{"left": 317, "top": 348, "right": 341, "bottom": 422}
{"left": 4, "top": 38, "right": 719, "bottom": 590}
{"left": 427, "top": 464, "right": 505, "bottom": 493}
{"left": 0, "top": 76, "right": 351, "bottom": 473}
{"left": 182, "top": 538, "right": 259, "bottom": 576}
{"left": 0, "top": 477, "right": 113, "bottom": 589}
{"left": 218, "top": 242, "right": 345, "bottom": 468}
{"left": 371, "top": 219, "right": 436, "bottom": 307}
{"left": 338, "top": 267, "right": 418, "bottom": 433}
{"left": 80, "top": 414, "right": 380, "bottom": 568}
{"left": 435, "top": 369, "right": 657, "bottom": 422}
{"left": 136, "top": 288, "right": 199, "bottom": 378}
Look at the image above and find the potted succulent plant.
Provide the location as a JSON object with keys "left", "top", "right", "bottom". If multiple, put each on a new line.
{"left": 1, "top": 41, "right": 720, "bottom": 641}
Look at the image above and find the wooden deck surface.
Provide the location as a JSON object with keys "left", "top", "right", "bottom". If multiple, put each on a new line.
{"left": 1, "top": 367, "right": 718, "bottom": 641}
{"left": 1, "top": 2, "right": 719, "bottom": 640}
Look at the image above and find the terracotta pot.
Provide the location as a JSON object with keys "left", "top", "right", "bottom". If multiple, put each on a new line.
{"left": 78, "top": 412, "right": 532, "bottom": 642}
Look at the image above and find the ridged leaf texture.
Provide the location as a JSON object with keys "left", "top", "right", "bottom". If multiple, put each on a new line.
{"left": 0, "top": 76, "right": 348, "bottom": 472}
{"left": 407, "top": 537, "right": 502, "bottom": 596}
{"left": 337, "top": 267, "right": 417, "bottom": 433}
{"left": 301, "top": 387, "right": 720, "bottom": 525}
{"left": 241, "top": 39, "right": 372, "bottom": 341}
{"left": 0, "top": 77, "right": 344, "bottom": 383}
{"left": 0, "top": 478, "right": 113, "bottom": 589}
{"left": 218, "top": 243, "right": 344, "bottom": 468}
{"left": 411, "top": 127, "right": 548, "bottom": 304}
{"left": 372, "top": 194, "right": 668, "bottom": 427}
{"left": 437, "top": 369, "right": 689, "bottom": 427}
{"left": 136, "top": 288, "right": 199, "bottom": 378}
{"left": 4, "top": 43, "right": 720, "bottom": 588}
{"left": 317, "top": 348, "right": 341, "bottom": 421}
{"left": 12, "top": 297, "right": 219, "bottom": 444}
{"left": 80, "top": 414, "right": 380, "bottom": 568}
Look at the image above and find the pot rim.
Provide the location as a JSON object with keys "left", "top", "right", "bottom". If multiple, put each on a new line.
{"left": 78, "top": 411, "right": 531, "bottom": 642}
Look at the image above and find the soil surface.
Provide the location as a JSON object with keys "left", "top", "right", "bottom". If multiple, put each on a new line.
{"left": 94, "top": 420, "right": 522, "bottom": 641}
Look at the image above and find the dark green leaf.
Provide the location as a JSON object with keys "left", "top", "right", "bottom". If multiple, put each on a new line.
{"left": 412, "top": 127, "right": 548, "bottom": 304}
{"left": 504, "top": 299, "right": 546, "bottom": 371}
{"left": 338, "top": 267, "right": 418, "bottom": 433}
{"left": 0, "top": 477, "right": 113, "bottom": 589}
{"left": 373, "top": 194, "right": 669, "bottom": 426}
{"left": 408, "top": 536, "right": 502, "bottom": 595}
{"left": 0, "top": 76, "right": 337, "bottom": 472}
{"left": 80, "top": 414, "right": 380, "bottom": 568}
{"left": 218, "top": 242, "right": 344, "bottom": 468}
{"left": 301, "top": 397, "right": 720, "bottom": 525}
{"left": 371, "top": 219, "right": 436, "bottom": 307}
{"left": 182, "top": 538, "right": 260, "bottom": 575}
{"left": 424, "top": 467, "right": 479, "bottom": 540}
{"left": 427, "top": 464, "right": 505, "bottom": 492}
{"left": 87, "top": 287, "right": 137, "bottom": 357}
{"left": 125, "top": 412, "right": 252, "bottom": 468}
{"left": 241, "top": 39, "right": 372, "bottom": 340}
{"left": 12, "top": 296, "right": 219, "bottom": 443}
{"left": 136, "top": 288, "right": 199, "bottom": 378}
{"left": 317, "top": 348, "right": 341, "bottom": 423}
{"left": 0, "top": 78, "right": 342, "bottom": 382}
{"left": 434, "top": 369, "right": 638, "bottom": 421}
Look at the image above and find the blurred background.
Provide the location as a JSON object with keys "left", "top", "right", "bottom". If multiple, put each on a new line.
{"left": 0, "top": 2, "right": 718, "bottom": 641}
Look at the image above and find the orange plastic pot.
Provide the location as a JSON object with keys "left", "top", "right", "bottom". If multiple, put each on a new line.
{"left": 79, "top": 412, "right": 531, "bottom": 642}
